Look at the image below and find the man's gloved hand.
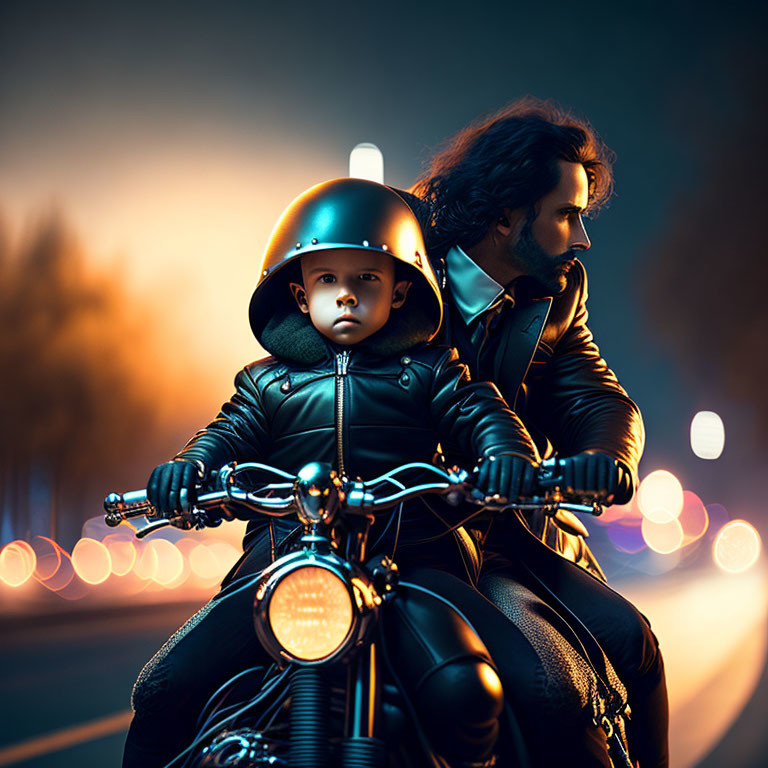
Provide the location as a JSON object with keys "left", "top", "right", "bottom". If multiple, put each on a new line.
{"left": 557, "top": 451, "right": 632, "bottom": 504}
{"left": 147, "top": 459, "right": 200, "bottom": 518}
{"left": 474, "top": 454, "right": 537, "bottom": 503}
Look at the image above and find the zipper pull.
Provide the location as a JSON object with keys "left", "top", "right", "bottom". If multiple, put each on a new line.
{"left": 336, "top": 350, "right": 350, "bottom": 375}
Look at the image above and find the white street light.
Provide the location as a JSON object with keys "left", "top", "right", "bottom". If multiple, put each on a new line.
{"left": 349, "top": 143, "right": 384, "bottom": 183}
{"left": 690, "top": 411, "right": 725, "bottom": 460}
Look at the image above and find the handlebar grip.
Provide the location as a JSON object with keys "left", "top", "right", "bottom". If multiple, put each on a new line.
{"left": 103, "top": 488, "right": 192, "bottom": 526}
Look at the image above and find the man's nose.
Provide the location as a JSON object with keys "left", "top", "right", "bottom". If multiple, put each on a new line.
{"left": 571, "top": 216, "right": 591, "bottom": 251}
{"left": 336, "top": 287, "right": 358, "bottom": 307}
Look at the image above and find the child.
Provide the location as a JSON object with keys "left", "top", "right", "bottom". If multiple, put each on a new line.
{"left": 125, "top": 179, "right": 600, "bottom": 768}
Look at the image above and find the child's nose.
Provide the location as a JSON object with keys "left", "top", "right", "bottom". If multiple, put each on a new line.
{"left": 336, "top": 287, "right": 358, "bottom": 307}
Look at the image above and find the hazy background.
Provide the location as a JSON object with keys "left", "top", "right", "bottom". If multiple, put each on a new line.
{"left": 0, "top": 0, "right": 766, "bottom": 765}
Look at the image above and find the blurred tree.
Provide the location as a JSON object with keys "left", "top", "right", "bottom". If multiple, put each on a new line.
{"left": 0, "top": 210, "right": 209, "bottom": 546}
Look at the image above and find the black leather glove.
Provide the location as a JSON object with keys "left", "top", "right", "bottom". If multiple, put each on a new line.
{"left": 147, "top": 459, "right": 200, "bottom": 518}
{"left": 474, "top": 454, "right": 537, "bottom": 503}
{"left": 557, "top": 451, "right": 632, "bottom": 504}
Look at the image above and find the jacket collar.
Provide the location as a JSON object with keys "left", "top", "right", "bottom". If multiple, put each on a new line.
{"left": 439, "top": 247, "right": 554, "bottom": 406}
{"left": 444, "top": 245, "right": 510, "bottom": 326}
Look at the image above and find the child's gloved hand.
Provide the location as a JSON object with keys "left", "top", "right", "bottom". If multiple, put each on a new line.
{"left": 474, "top": 454, "right": 537, "bottom": 503}
{"left": 147, "top": 459, "right": 200, "bottom": 518}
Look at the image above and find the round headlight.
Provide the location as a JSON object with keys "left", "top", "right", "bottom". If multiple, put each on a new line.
{"left": 267, "top": 565, "right": 354, "bottom": 661}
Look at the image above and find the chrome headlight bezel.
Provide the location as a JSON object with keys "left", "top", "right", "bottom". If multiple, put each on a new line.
{"left": 253, "top": 549, "right": 379, "bottom": 666}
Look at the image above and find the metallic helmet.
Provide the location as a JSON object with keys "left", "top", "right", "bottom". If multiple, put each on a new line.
{"left": 249, "top": 178, "right": 442, "bottom": 342}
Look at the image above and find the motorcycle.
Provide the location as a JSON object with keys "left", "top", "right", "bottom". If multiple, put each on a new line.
{"left": 105, "top": 459, "right": 632, "bottom": 768}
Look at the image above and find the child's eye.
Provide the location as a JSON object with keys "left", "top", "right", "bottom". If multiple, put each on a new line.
{"left": 319, "top": 274, "right": 336, "bottom": 283}
{"left": 360, "top": 273, "right": 379, "bottom": 281}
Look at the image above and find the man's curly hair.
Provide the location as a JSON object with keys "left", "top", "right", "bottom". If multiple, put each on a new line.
{"left": 413, "top": 97, "right": 615, "bottom": 256}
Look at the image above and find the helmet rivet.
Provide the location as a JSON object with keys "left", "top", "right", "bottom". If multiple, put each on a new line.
{"left": 295, "top": 242, "right": 301, "bottom": 249}
{"left": 311, "top": 237, "right": 318, "bottom": 244}
{"left": 381, "top": 244, "right": 388, "bottom": 251}
{"left": 362, "top": 240, "right": 369, "bottom": 247}
{"left": 262, "top": 269, "right": 268, "bottom": 276}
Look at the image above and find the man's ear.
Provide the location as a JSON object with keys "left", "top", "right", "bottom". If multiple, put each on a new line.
{"left": 495, "top": 208, "right": 526, "bottom": 239}
{"left": 391, "top": 280, "right": 412, "bottom": 309}
{"left": 289, "top": 282, "right": 310, "bottom": 314}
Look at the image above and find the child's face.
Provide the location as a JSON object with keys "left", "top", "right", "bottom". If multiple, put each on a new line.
{"left": 290, "top": 249, "right": 410, "bottom": 345}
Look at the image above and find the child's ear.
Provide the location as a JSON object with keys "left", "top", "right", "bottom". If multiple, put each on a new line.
{"left": 391, "top": 280, "right": 412, "bottom": 309}
{"left": 290, "top": 283, "right": 310, "bottom": 314}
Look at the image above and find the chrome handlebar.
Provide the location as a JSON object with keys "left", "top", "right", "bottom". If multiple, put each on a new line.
{"left": 104, "top": 458, "right": 604, "bottom": 538}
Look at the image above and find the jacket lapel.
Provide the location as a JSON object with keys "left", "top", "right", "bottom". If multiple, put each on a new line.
{"left": 491, "top": 297, "right": 552, "bottom": 407}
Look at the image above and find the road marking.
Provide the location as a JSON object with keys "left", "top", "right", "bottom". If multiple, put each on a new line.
{"left": 0, "top": 710, "right": 133, "bottom": 766}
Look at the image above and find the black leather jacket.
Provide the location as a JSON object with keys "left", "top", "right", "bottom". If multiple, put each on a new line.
{"left": 176, "top": 342, "right": 537, "bottom": 552}
{"left": 395, "top": 188, "right": 644, "bottom": 499}
{"left": 437, "top": 259, "right": 644, "bottom": 500}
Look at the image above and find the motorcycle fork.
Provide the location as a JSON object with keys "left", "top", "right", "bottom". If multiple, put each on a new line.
{"left": 343, "top": 641, "right": 386, "bottom": 767}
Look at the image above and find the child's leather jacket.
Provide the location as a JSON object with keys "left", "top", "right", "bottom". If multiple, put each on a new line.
{"left": 176, "top": 342, "right": 538, "bottom": 557}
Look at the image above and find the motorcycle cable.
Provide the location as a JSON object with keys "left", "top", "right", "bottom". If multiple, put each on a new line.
{"left": 405, "top": 497, "right": 489, "bottom": 545}
{"left": 366, "top": 501, "right": 403, "bottom": 555}
{"left": 366, "top": 473, "right": 407, "bottom": 554}
{"left": 195, "top": 664, "right": 268, "bottom": 731}
{"left": 174, "top": 671, "right": 290, "bottom": 768}
{"left": 167, "top": 665, "right": 292, "bottom": 768}
{"left": 196, "top": 662, "right": 286, "bottom": 736}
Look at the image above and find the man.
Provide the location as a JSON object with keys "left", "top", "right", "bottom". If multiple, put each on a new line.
{"left": 407, "top": 97, "right": 669, "bottom": 768}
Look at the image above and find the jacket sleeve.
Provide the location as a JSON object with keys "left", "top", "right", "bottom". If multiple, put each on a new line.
{"left": 174, "top": 366, "right": 270, "bottom": 473}
{"left": 524, "top": 262, "right": 645, "bottom": 495}
{"left": 429, "top": 347, "right": 540, "bottom": 466}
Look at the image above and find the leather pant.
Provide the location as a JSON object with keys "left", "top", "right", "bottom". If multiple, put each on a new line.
{"left": 481, "top": 514, "right": 670, "bottom": 768}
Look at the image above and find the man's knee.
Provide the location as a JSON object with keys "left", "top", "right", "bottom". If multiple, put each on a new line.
{"left": 131, "top": 654, "right": 173, "bottom": 718}
{"left": 605, "top": 599, "right": 662, "bottom": 684}
{"left": 415, "top": 659, "right": 503, "bottom": 760}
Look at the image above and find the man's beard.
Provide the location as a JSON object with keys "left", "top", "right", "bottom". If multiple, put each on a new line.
{"left": 508, "top": 222, "right": 576, "bottom": 295}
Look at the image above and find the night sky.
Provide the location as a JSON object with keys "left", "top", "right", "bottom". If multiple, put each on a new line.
{"left": 1, "top": 0, "right": 766, "bottom": 518}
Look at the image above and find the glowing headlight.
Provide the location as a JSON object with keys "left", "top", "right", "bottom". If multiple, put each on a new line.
{"left": 267, "top": 566, "right": 354, "bottom": 660}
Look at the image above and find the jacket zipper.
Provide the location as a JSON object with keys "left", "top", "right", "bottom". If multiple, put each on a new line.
{"left": 335, "top": 350, "right": 350, "bottom": 475}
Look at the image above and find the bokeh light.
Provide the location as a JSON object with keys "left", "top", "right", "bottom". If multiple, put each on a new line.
{"left": 133, "top": 542, "right": 160, "bottom": 581}
{"left": 189, "top": 543, "right": 221, "bottom": 581}
{"left": 0, "top": 540, "right": 37, "bottom": 587}
{"left": 104, "top": 535, "right": 137, "bottom": 577}
{"left": 39, "top": 549, "right": 76, "bottom": 592}
{"left": 71, "top": 538, "right": 112, "bottom": 585}
{"left": 147, "top": 539, "right": 185, "bottom": 586}
{"left": 637, "top": 470, "right": 684, "bottom": 523}
{"left": 207, "top": 541, "right": 241, "bottom": 574}
{"left": 690, "top": 410, "right": 725, "bottom": 459}
{"left": 678, "top": 491, "right": 709, "bottom": 545}
{"left": 30, "top": 536, "right": 62, "bottom": 581}
{"left": 642, "top": 517, "right": 685, "bottom": 554}
{"left": 714, "top": 520, "right": 762, "bottom": 573}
